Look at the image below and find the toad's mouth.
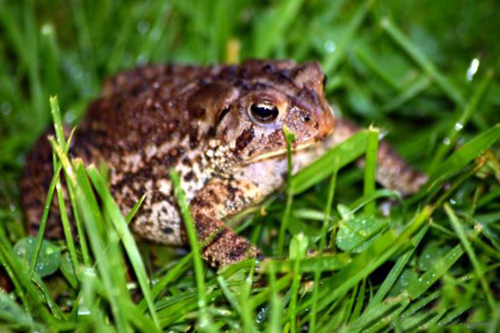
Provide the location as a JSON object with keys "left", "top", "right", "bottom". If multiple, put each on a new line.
{"left": 243, "top": 139, "right": 319, "bottom": 164}
{"left": 242, "top": 119, "right": 335, "bottom": 164}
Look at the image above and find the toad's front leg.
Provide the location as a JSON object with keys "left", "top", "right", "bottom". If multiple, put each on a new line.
{"left": 188, "top": 177, "right": 263, "bottom": 269}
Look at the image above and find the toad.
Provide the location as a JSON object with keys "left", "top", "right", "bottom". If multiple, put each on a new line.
{"left": 21, "top": 60, "right": 427, "bottom": 268}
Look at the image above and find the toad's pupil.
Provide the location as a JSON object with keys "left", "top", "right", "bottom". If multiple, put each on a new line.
{"left": 250, "top": 104, "right": 279, "bottom": 123}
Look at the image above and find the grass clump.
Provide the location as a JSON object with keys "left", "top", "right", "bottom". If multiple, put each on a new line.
{"left": 1, "top": 0, "right": 500, "bottom": 331}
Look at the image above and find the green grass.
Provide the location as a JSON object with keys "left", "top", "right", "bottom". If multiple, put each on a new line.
{"left": 1, "top": 0, "right": 500, "bottom": 331}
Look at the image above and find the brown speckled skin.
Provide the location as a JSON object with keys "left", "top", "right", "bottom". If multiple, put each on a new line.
{"left": 21, "top": 60, "right": 426, "bottom": 269}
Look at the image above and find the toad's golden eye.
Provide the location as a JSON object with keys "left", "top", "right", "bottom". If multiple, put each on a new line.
{"left": 249, "top": 103, "right": 279, "bottom": 124}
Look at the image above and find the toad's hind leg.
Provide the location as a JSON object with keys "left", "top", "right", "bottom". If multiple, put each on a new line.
{"left": 330, "top": 119, "right": 428, "bottom": 196}
{"left": 189, "top": 177, "right": 263, "bottom": 269}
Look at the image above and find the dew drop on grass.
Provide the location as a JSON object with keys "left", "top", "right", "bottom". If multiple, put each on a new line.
{"left": 324, "top": 40, "right": 336, "bottom": 53}
{"left": 466, "top": 58, "right": 480, "bottom": 81}
{"left": 78, "top": 305, "right": 91, "bottom": 316}
{"left": 256, "top": 306, "right": 268, "bottom": 324}
{"left": 443, "top": 137, "right": 451, "bottom": 145}
{"left": 454, "top": 122, "right": 463, "bottom": 131}
{"left": 1, "top": 101, "right": 12, "bottom": 115}
{"left": 64, "top": 110, "right": 76, "bottom": 123}
{"left": 137, "top": 20, "right": 150, "bottom": 34}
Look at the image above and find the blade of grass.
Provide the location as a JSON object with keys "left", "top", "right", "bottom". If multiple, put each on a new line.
{"left": 355, "top": 46, "right": 401, "bottom": 91}
{"left": 48, "top": 97, "right": 81, "bottom": 274}
{"left": 349, "top": 189, "right": 401, "bottom": 213}
{"left": 399, "top": 291, "right": 441, "bottom": 325}
{"left": 278, "top": 125, "right": 296, "bottom": 257}
{"left": 292, "top": 130, "right": 369, "bottom": 194}
{"left": 249, "top": 274, "right": 293, "bottom": 310}
{"left": 137, "top": 1, "right": 171, "bottom": 63}
{"left": 310, "top": 160, "right": 338, "bottom": 333}
{"left": 217, "top": 275, "right": 258, "bottom": 333}
{"left": 365, "top": 224, "right": 428, "bottom": 312}
{"left": 27, "top": 160, "right": 61, "bottom": 279}
{"left": 24, "top": 0, "right": 46, "bottom": 130}
{"left": 239, "top": 254, "right": 259, "bottom": 333}
{"left": 405, "top": 244, "right": 464, "bottom": 300}
{"left": 253, "top": 0, "right": 305, "bottom": 57}
{"left": 137, "top": 254, "right": 192, "bottom": 312}
{"left": 268, "top": 261, "right": 282, "bottom": 332}
{"left": 31, "top": 273, "right": 66, "bottom": 319}
{"left": 436, "top": 304, "right": 475, "bottom": 327}
{"left": 349, "top": 299, "right": 409, "bottom": 333}
{"left": 344, "top": 282, "right": 360, "bottom": 326}
{"left": 380, "top": 17, "right": 464, "bottom": 105}
{"left": 323, "top": 0, "right": 375, "bottom": 75}
{"left": 27, "top": 118, "right": 75, "bottom": 278}
{"left": 65, "top": 179, "right": 91, "bottom": 266}
{"left": 428, "top": 71, "right": 494, "bottom": 174}
{"left": 444, "top": 204, "right": 497, "bottom": 314}
{"left": 428, "top": 123, "right": 500, "bottom": 187}
{"left": 51, "top": 139, "right": 131, "bottom": 331}
{"left": 300, "top": 206, "right": 432, "bottom": 317}
{"left": 262, "top": 253, "right": 351, "bottom": 274}
{"left": 40, "top": 24, "right": 61, "bottom": 96}
{"left": 349, "top": 279, "right": 366, "bottom": 323}
{"left": 125, "top": 193, "right": 148, "bottom": 223}
{"left": 170, "top": 169, "right": 216, "bottom": 332}
{"left": 87, "top": 165, "right": 160, "bottom": 330}
{"left": 289, "top": 234, "right": 308, "bottom": 333}
{"left": 55, "top": 179, "right": 79, "bottom": 278}
{"left": 363, "top": 127, "right": 379, "bottom": 215}
{"left": 69, "top": 0, "right": 98, "bottom": 89}
{"left": 382, "top": 75, "right": 432, "bottom": 112}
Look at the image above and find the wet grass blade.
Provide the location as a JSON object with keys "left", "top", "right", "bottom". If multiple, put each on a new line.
{"left": 170, "top": 169, "right": 216, "bottom": 332}
{"left": 253, "top": 0, "right": 305, "bottom": 57}
{"left": 50, "top": 138, "right": 132, "bottom": 331}
{"left": 323, "top": 0, "right": 374, "bottom": 74}
{"left": 429, "top": 124, "right": 500, "bottom": 187}
{"left": 444, "top": 204, "right": 497, "bottom": 315}
{"left": 278, "top": 126, "right": 296, "bottom": 257}
{"left": 428, "top": 71, "right": 494, "bottom": 174}
{"left": 380, "top": 17, "right": 464, "bottom": 105}
{"left": 405, "top": 244, "right": 464, "bottom": 299}
{"left": 363, "top": 127, "right": 379, "bottom": 215}
{"left": 310, "top": 161, "right": 338, "bottom": 333}
{"left": 306, "top": 207, "right": 431, "bottom": 316}
{"left": 268, "top": 261, "right": 282, "bottom": 332}
{"left": 292, "top": 130, "right": 369, "bottom": 194}
{"left": 55, "top": 179, "right": 79, "bottom": 278}
{"left": 27, "top": 161, "right": 61, "bottom": 279}
{"left": 87, "top": 166, "right": 161, "bottom": 330}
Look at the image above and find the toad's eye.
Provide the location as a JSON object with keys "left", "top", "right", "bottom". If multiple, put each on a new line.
{"left": 249, "top": 103, "right": 279, "bottom": 124}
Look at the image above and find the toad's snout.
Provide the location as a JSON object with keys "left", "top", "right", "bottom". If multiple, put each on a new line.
{"left": 317, "top": 104, "right": 335, "bottom": 139}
